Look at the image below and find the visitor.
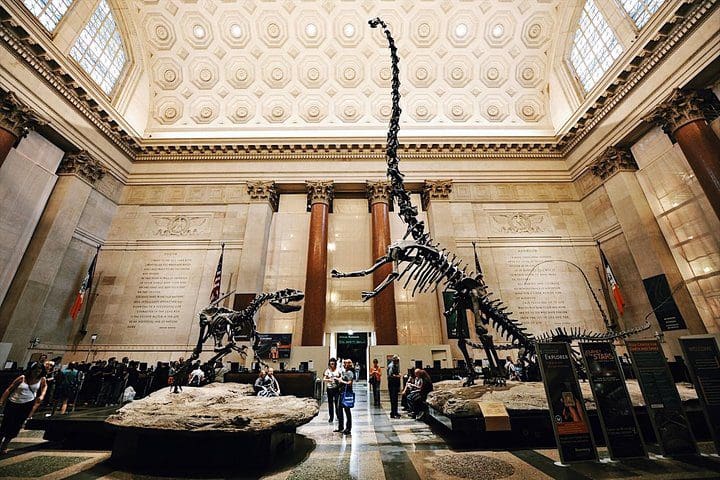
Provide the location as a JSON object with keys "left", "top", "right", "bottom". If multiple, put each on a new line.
{"left": 189, "top": 363, "right": 205, "bottom": 386}
{"left": 388, "top": 355, "right": 401, "bottom": 418}
{"left": 335, "top": 359, "right": 355, "bottom": 435}
{"left": 401, "top": 370, "right": 418, "bottom": 412}
{"left": 504, "top": 356, "right": 516, "bottom": 378}
{"left": 513, "top": 359, "right": 525, "bottom": 382}
{"left": 214, "top": 361, "right": 230, "bottom": 382}
{"left": 254, "top": 370, "right": 267, "bottom": 395}
{"left": 323, "top": 358, "right": 342, "bottom": 423}
{"left": 53, "top": 362, "right": 79, "bottom": 415}
{"left": 0, "top": 362, "right": 48, "bottom": 454}
{"left": 266, "top": 368, "right": 280, "bottom": 396}
{"left": 407, "top": 369, "right": 433, "bottom": 420}
{"left": 369, "top": 358, "right": 382, "bottom": 407}
{"left": 168, "top": 360, "right": 182, "bottom": 394}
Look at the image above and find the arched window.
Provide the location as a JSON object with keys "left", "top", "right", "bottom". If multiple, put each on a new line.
{"left": 618, "top": 0, "right": 665, "bottom": 28}
{"left": 569, "top": 0, "right": 624, "bottom": 92}
{"left": 69, "top": 0, "right": 126, "bottom": 95}
{"left": 22, "top": 0, "right": 74, "bottom": 32}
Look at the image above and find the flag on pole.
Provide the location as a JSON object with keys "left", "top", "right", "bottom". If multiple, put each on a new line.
{"left": 70, "top": 246, "right": 99, "bottom": 320}
{"left": 210, "top": 243, "right": 225, "bottom": 302}
{"left": 599, "top": 246, "right": 625, "bottom": 316}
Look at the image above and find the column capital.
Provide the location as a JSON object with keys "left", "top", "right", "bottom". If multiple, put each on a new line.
{"left": 645, "top": 88, "right": 720, "bottom": 137}
{"left": 590, "top": 146, "right": 638, "bottom": 180}
{"left": 0, "top": 91, "right": 47, "bottom": 139}
{"left": 421, "top": 179, "right": 453, "bottom": 210}
{"left": 306, "top": 180, "right": 334, "bottom": 211}
{"left": 57, "top": 151, "right": 106, "bottom": 184}
{"left": 246, "top": 180, "right": 279, "bottom": 212}
{"left": 366, "top": 180, "right": 393, "bottom": 209}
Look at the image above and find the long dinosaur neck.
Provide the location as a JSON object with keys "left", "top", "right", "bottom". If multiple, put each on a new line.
{"left": 243, "top": 293, "right": 270, "bottom": 319}
{"left": 371, "top": 18, "right": 426, "bottom": 243}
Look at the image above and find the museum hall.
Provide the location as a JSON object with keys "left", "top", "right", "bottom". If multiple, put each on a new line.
{"left": 0, "top": 0, "right": 719, "bottom": 478}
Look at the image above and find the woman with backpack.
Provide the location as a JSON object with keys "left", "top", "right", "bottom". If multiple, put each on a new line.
{"left": 334, "top": 358, "right": 355, "bottom": 435}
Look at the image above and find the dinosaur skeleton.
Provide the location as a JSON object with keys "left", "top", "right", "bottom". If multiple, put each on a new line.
{"left": 332, "top": 18, "right": 647, "bottom": 386}
{"left": 174, "top": 288, "right": 304, "bottom": 388}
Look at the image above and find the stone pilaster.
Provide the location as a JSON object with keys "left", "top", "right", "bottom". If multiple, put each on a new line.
{"left": 421, "top": 180, "right": 453, "bottom": 211}
{"left": 0, "top": 91, "right": 47, "bottom": 166}
{"left": 590, "top": 146, "right": 638, "bottom": 180}
{"left": 645, "top": 88, "right": 720, "bottom": 220}
{"left": 302, "top": 181, "right": 334, "bottom": 346}
{"left": 57, "top": 150, "right": 107, "bottom": 184}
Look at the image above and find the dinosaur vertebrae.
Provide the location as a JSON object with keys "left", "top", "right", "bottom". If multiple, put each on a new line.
{"left": 534, "top": 322, "right": 651, "bottom": 344}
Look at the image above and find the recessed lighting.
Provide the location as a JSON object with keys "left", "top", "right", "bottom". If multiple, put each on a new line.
{"left": 230, "top": 23, "right": 242, "bottom": 38}
{"left": 703, "top": 266, "right": 712, "bottom": 273}
{"left": 192, "top": 24, "right": 206, "bottom": 39}
{"left": 305, "top": 23, "right": 318, "bottom": 37}
{"left": 455, "top": 23, "right": 468, "bottom": 38}
{"left": 491, "top": 24, "right": 504, "bottom": 38}
{"left": 343, "top": 23, "right": 355, "bottom": 37}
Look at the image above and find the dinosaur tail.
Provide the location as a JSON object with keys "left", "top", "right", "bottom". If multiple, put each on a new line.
{"left": 534, "top": 321, "right": 651, "bottom": 344}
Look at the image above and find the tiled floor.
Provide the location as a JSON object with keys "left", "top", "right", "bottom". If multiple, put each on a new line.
{"left": 1, "top": 382, "right": 719, "bottom": 479}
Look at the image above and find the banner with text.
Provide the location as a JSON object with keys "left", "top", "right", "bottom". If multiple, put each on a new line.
{"left": 627, "top": 339, "right": 697, "bottom": 456}
{"left": 537, "top": 342, "right": 598, "bottom": 463}
{"left": 642, "top": 274, "right": 686, "bottom": 331}
{"left": 580, "top": 342, "right": 647, "bottom": 459}
{"left": 680, "top": 335, "right": 720, "bottom": 453}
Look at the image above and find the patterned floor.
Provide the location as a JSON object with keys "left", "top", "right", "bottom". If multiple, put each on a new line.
{"left": 1, "top": 382, "right": 719, "bottom": 479}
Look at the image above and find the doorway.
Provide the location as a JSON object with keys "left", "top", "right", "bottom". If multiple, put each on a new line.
{"left": 336, "top": 332, "right": 368, "bottom": 380}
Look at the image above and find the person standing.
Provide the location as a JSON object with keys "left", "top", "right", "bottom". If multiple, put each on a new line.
{"left": 387, "top": 355, "right": 401, "bottom": 418}
{"left": 369, "top": 358, "right": 382, "bottom": 407}
{"left": 323, "top": 358, "right": 342, "bottom": 423}
{"left": 0, "top": 363, "right": 48, "bottom": 454}
{"left": 335, "top": 359, "right": 355, "bottom": 435}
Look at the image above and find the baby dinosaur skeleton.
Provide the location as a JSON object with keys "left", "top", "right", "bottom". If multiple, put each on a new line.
{"left": 332, "top": 17, "right": 647, "bottom": 385}
{"left": 173, "top": 288, "right": 304, "bottom": 388}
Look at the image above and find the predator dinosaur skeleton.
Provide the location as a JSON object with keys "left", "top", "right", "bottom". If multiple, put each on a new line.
{"left": 173, "top": 288, "right": 304, "bottom": 388}
{"left": 331, "top": 18, "right": 648, "bottom": 385}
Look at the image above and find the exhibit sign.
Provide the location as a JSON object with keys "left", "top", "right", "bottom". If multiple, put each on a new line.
{"left": 537, "top": 342, "right": 598, "bottom": 463}
{"left": 679, "top": 335, "right": 720, "bottom": 453}
{"left": 257, "top": 333, "right": 292, "bottom": 359}
{"left": 626, "top": 339, "right": 698, "bottom": 456}
{"left": 642, "top": 274, "right": 686, "bottom": 331}
{"left": 579, "top": 342, "right": 647, "bottom": 459}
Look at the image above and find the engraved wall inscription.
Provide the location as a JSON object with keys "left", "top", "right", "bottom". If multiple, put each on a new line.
{"left": 129, "top": 252, "right": 193, "bottom": 330}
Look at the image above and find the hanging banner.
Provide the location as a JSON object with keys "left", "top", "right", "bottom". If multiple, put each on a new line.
{"left": 642, "top": 274, "right": 686, "bottom": 331}
{"left": 442, "top": 290, "right": 467, "bottom": 339}
{"left": 579, "top": 342, "right": 647, "bottom": 459}
{"left": 626, "top": 339, "right": 698, "bottom": 456}
{"left": 679, "top": 335, "right": 720, "bottom": 453}
{"left": 537, "top": 342, "right": 598, "bottom": 463}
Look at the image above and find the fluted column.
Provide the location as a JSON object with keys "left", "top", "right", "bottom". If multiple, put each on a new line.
{"left": 367, "top": 181, "right": 398, "bottom": 345}
{"left": 0, "top": 91, "right": 46, "bottom": 167}
{"left": 645, "top": 89, "right": 720, "bottom": 219}
{"left": 301, "top": 181, "right": 334, "bottom": 346}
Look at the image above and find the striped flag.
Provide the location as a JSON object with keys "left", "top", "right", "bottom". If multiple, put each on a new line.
{"left": 599, "top": 246, "right": 625, "bottom": 316}
{"left": 210, "top": 243, "right": 225, "bottom": 302}
{"left": 70, "top": 246, "right": 99, "bottom": 320}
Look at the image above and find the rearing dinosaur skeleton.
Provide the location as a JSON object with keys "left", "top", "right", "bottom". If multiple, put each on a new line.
{"left": 332, "top": 18, "right": 648, "bottom": 386}
{"left": 174, "top": 288, "right": 304, "bottom": 388}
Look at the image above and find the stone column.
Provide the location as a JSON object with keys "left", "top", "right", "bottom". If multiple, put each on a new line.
{"left": 235, "top": 181, "right": 278, "bottom": 294}
{"left": 0, "top": 151, "right": 106, "bottom": 362}
{"left": 367, "top": 181, "right": 398, "bottom": 345}
{"left": 645, "top": 89, "right": 720, "bottom": 219}
{"left": 301, "top": 181, "right": 334, "bottom": 346}
{"left": 590, "top": 147, "right": 705, "bottom": 352}
{"left": 0, "top": 91, "right": 46, "bottom": 167}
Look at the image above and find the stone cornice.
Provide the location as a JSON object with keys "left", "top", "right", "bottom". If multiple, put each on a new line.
{"left": 0, "top": 0, "right": 716, "bottom": 163}
{"left": 246, "top": 180, "right": 279, "bottom": 212}
{"left": 590, "top": 146, "right": 638, "bottom": 180}
{"left": 644, "top": 88, "right": 720, "bottom": 136}
{"left": 421, "top": 180, "right": 453, "bottom": 210}
{"left": 366, "top": 180, "right": 392, "bottom": 208}
{"left": 306, "top": 180, "right": 334, "bottom": 210}
{"left": 0, "top": 89, "right": 46, "bottom": 138}
{"left": 57, "top": 150, "right": 107, "bottom": 184}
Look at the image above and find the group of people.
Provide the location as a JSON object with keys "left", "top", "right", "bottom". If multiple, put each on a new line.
{"left": 253, "top": 368, "right": 281, "bottom": 397}
{"left": 386, "top": 355, "right": 434, "bottom": 419}
{"left": 323, "top": 358, "right": 356, "bottom": 435}
{"left": 504, "top": 356, "right": 529, "bottom": 381}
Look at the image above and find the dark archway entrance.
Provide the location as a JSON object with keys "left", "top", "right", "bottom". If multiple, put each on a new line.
{"left": 336, "top": 332, "right": 368, "bottom": 380}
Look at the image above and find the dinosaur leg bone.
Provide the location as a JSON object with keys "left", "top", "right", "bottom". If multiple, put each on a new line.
{"left": 361, "top": 271, "right": 400, "bottom": 301}
{"left": 331, "top": 254, "right": 392, "bottom": 278}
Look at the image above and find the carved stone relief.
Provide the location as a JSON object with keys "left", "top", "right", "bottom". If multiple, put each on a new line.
{"left": 153, "top": 215, "right": 210, "bottom": 236}
{"left": 490, "top": 211, "right": 552, "bottom": 234}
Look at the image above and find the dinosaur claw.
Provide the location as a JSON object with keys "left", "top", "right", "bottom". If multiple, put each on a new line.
{"left": 331, "top": 269, "right": 342, "bottom": 277}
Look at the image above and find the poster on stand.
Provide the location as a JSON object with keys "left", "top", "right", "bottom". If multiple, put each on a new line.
{"left": 580, "top": 342, "right": 647, "bottom": 459}
{"left": 626, "top": 339, "right": 698, "bottom": 456}
{"left": 537, "top": 342, "right": 598, "bottom": 463}
{"left": 257, "top": 333, "right": 292, "bottom": 359}
{"left": 679, "top": 335, "right": 720, "bottom": 453}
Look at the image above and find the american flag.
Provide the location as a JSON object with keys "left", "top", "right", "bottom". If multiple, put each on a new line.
{"left": 210, "top": 243, "right": 225, "bottom": 302}
{"left": 70, "top": 246, "right": 100, "bottom": 320}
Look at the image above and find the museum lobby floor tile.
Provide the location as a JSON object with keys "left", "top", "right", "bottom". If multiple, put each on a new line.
{"left": 1, "top": 383, "right": 719, "bottom": 480}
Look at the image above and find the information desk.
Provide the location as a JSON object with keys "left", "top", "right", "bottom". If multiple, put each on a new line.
{"left": 223, "top": 371, "right": 317, "bottom": 398}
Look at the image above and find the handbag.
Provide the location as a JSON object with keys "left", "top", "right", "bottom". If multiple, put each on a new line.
{"left": 340, "top": 387, "right": 355, "bottom": 408}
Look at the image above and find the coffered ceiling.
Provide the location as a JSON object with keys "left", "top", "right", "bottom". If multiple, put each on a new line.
{"left": 126, "top": 0, "right": 561, "bottom": 141}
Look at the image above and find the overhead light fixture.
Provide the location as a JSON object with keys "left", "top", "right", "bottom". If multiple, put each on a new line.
{"left": 230, "top": 24, "right": 242, "bottom": 38}
{"left": 305, "top": 23, "right": 318, "bottom": 37}
{"left": 455, "top": 23, "right": 468, "bottom": 38}
{"left": 343, "top": 23, "right": 355, "bottom": 37}
{"left": 491, "top": 24, "right": 504, "bottom": 38}
{"left": 193, "top": 24, "right": 206, "bottom": 39}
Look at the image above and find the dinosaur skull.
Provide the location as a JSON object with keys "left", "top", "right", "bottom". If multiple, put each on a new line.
{"left": 269, "top": 288, "right": 304, "bottom": 313}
